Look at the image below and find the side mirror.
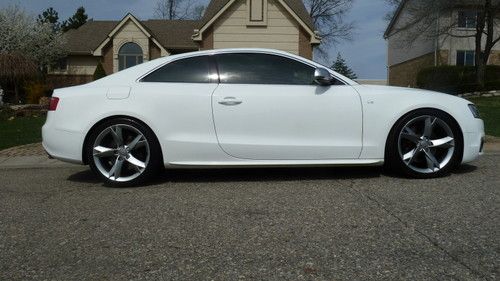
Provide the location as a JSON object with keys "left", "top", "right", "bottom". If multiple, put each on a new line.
{"left": 313, "top": 68, "right": 333, "bottom": 86}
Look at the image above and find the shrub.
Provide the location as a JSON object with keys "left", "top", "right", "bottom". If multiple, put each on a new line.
{"left": 417, "top": 65, "right": 500, "bottom": 95}
{"left": 93, "top": 62, "right": 106, "bottom": 80}
{"left": 24, "top": 81, "right": 48, "bottom": 104}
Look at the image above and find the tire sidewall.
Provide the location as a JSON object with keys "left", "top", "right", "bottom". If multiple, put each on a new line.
{"left": 386, "top": 109, "right": 464, "bottom": 178}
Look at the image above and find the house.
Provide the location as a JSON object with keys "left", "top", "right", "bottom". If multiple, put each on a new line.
{"left": 48, "top": 0, "right": 320, "bottom": 87}
{"left": 384, "top": 0, "right": 500, "bottom": 87}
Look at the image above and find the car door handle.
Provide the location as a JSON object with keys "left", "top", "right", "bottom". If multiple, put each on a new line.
{"left": 218, "top": 97, "right": 242, "bottom": 106}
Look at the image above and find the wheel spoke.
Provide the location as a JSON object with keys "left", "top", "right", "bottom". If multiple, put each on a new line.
{"left": 423, "top": 117, "right": 436, "bottom": 137}
{"left": 423, "top": 149, "right": 440, "bottom": 171}
{"left": 93, "top": 146, "right": 116, "bottom": 157}
{"left": 430, "top": 136, "right": 454, "bottom": 148}
{"left": 126, "top": 154, "right": 146, "bottom": 169}
{"left": 109, "top": 157, "right": 124, "bottom": 179}
{"left": 110, "top": 126, "right": 123, "bottom": 146}
{"left": 127, "top": 134, "right": 144, "bottom": 150}
{"left": 403, "top": 148, "right": 418, "bottom": 164}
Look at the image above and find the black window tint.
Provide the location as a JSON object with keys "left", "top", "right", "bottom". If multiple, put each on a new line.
{"left": 142, "top": 56, "right": 211, "bottom": 83}
{"left": 458, "top": 10, "right": 477, "bottom": 28}
{"left": 215, "top": 53, "right": 315, "bottom": 85}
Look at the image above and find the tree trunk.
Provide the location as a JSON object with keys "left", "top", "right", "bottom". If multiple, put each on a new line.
{"left": 475, "top": 9, "right": 486, "bottom": 90}
{"left": 476, "top": 59, "right": 486, "bottom": 90}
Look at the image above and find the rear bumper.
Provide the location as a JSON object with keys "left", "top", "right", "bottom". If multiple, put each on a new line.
{"left": 462, "top": 118, "right": 485, "bottom": 164}
{"left": 42, "top": 121, "right": 85, "bottom": 165}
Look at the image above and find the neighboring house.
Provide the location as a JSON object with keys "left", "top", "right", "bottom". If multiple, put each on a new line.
{"left": 384, "top": 0, "right": 500, "bottom": 87}
{"left": 48, "top": 0, "right": 320, "bottom": 87}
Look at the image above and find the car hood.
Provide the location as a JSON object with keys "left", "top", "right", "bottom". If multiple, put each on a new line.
{"left": 351, "top": 84, "right": 471, "bottom": 104}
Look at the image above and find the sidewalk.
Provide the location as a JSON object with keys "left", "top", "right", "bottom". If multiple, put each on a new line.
{"left": 0, "top": 143, "right": 79, "bottom": 169}
{"left": 0, "top": 141, "right": 499, "bottom": 169}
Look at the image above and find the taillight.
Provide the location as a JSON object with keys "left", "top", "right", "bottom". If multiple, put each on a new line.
{"left": 48, "top": 97, "right": 59, "bottom": 111}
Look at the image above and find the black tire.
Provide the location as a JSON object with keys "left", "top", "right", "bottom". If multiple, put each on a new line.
{"left": 385, "top": 109, "right": 463, "bottom": 178}
{"left": 86, "top": 117, "right": 163, "bottom": 187}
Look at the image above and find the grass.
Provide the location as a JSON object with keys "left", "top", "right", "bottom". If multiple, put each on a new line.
{"left": 0, "top": 112, "right": 46, "bottom": 151}
{"left": 467, "top": 96, "right": 500, "bottom": 137}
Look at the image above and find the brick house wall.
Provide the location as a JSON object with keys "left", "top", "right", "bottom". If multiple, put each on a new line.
{"left": 389, "top": 51, "right": 449, "bottom": 87}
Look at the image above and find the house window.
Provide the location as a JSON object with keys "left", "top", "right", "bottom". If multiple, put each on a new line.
{"left": 118, "top": 42, "right": 143, "bottom": 71}
{"left": 458, "top": 10, "right": 477, "bottom": 28}
{"left": 51, "top": 57, "right": 67, "bottom": 71}
{"left": 456, "top": 50, "right": 475, "bottom": 66}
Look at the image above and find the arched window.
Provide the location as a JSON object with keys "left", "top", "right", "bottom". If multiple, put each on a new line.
{"left": 118, "top": 42, "right": 143, "bottom": 70}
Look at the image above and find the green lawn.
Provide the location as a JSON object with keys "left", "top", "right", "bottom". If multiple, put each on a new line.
{"left": 467, "top": 96, "right": 500, "bottom": 137}
{"left": 0, "top": 116, "right": 46, "bottom": 151}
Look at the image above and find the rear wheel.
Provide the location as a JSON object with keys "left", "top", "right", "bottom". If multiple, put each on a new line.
{"left": 386, "top": 109, "right": 463, "bottom": 178}
{"left": 86, "top": 118, "right": 162, "bottom": 186}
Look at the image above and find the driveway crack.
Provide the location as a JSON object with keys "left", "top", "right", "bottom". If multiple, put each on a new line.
{"left": 347, "top": 180, "right": 490, "bottom": 280}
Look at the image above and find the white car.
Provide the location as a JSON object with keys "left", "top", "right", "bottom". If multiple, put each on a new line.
{"left": 42, "top": 48, "right": 485, "bottom": 186}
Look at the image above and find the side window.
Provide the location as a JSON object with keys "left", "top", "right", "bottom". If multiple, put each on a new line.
{"left": 141, "top": 56, "right": 211, "bottom": 83}
{"left": 215, "top": 53, "right": 315, "bottom": 85}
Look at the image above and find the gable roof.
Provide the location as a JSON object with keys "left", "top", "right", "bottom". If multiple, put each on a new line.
{"left": 199, "top": 0, "right": 315, "bottom": 33}
{"left": 64, "top": 18, "right": 200, "bottom": 55}
{"left": 195, "top": 0, "right": 318, "bottom": 43}
{"left": 63, "top": 21, "right": 117, "bottom": 54}
{"left": 384, "top": 0, "right": 407, "bottom": 39}
{"left": 144, "top": 20, "right": 200, "bottom": 50}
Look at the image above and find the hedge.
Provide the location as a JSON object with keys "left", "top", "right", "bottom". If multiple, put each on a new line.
{"left": 416, "top": 65, "right": 500, "bottom": 95}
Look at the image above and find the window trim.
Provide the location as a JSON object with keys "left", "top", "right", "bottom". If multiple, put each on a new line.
{"left": 139, "top": 55, "right": 218, "bottom": 84}
{"left": 213, "top": 52, "right": 346, "bottom": 86}
{"left": 137, "top": 51, "right": 349, "bottom": 86}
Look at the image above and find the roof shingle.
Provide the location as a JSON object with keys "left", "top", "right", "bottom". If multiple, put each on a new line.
{"left": 64, "top": 19, "right": 200, "bottom": 54}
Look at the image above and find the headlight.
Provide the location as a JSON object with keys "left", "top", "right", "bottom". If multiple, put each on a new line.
{"left": 468, "top": 104, "right": 480, "bottom": 118}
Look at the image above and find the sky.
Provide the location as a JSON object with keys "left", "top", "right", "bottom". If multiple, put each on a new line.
{"left": 1, "top": 0, "right": 393, "bottom": 79}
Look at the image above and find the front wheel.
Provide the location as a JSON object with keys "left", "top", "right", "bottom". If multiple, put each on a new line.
{"left": 386, "top": 109, "right": 463, "bottom": 178}
{"left": 86, "top": 118, "right": 162, "bottom": 186}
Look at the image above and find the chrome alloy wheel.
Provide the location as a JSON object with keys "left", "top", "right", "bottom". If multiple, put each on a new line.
{"left": 92, "top": 124, "right": 150, "bottom": 182}
{"left": 397, "top": 115, "right": 455, "bottom": 174}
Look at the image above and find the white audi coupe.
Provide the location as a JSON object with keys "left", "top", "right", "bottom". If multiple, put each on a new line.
{"left": 42, "top": 48, "right": 484, "bottom": 186}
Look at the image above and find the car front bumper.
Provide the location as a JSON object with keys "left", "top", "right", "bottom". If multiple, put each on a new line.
{"left": 462, "top": 118, "right": 485, "bottom": 164}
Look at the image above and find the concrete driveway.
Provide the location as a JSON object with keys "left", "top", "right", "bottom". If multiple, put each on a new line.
{"left": 0, "top": 154, "right": 498, "bottom": 280}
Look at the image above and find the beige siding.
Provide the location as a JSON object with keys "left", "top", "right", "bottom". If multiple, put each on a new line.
{"left": 213, "top": 0, "right": 299, "bottom": 54}
{"left": 112, "top": 20, "right": 149, "bottom": 73}
{"left": 49, "top": 55, "right": 99, "bottom": 75}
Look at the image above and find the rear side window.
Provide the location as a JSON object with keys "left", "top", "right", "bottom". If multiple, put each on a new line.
{"left": 215, "top": 53, "right": 315, "bottom": 85}
{"left": 141, "top": 56, "right": 211, "bottom": 83}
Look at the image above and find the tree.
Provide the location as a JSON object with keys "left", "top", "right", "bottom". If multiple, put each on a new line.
{"left": 93, "top": 62, "right": 107, "bottom": 80}
{"left": 37, "top": 7, "right": 60, "bottom": 31}
{"left": 154, "top": 0, "right": 205, "bottom": 20}
{"left": 303, "top": 0, "right": 355, "bottom": 58}
{"left": 330, "top": 53, "right": 357, "bottom": 79}
{"left": 0, "top": 5, "right": 66, "bottom": 102}
{"left": 61, "top": 7, "right": 88, "bottom": 32}
{"left": 385, "top": 0, "right": 500, "bottom": 89}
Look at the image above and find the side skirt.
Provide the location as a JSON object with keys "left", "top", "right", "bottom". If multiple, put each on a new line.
{"left": 165, "top": 159, "right": 384, "bottom": 169}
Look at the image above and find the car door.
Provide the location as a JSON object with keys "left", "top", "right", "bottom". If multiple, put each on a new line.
{"left": 211, "top": 52, "right": 363, "bottom": 160}
{"left": 135, "top": 55, "right": 220, "bottom": 161}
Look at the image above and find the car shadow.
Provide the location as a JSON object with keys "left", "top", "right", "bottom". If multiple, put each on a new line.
{"left": 67, "top": 164, "right": 478, "bottom": 187}
{"left": 67, "top": 166, "right": 384, "bottom": 186}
